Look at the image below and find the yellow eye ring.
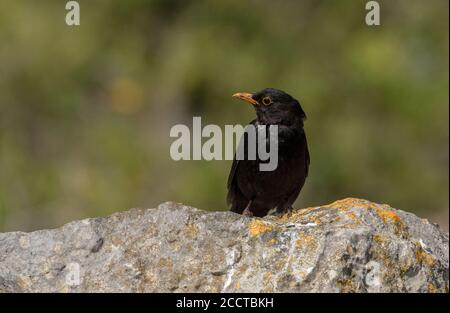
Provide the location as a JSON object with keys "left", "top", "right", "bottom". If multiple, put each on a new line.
{"left": 262, "top": 96, "right": 272, "bottom": 106}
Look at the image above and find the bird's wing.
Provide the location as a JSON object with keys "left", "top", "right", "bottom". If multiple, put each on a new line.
{"left": 227, "top": 119, "right": 257, "bottom": 190}
{"left": 303, "top": 131, "right": 310, "bottom": 177}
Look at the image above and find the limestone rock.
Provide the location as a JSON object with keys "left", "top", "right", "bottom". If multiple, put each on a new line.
{"left": 0, "top": 198, "right": 448, "bottom": 292}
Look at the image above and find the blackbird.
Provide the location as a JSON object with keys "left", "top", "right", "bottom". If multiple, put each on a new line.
{"left": 227, "top": 88, "right": 309, "bottom": 217}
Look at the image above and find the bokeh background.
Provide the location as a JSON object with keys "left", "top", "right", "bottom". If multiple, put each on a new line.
{"left": 0, "top": 0, "right": 448, "bottom": 232}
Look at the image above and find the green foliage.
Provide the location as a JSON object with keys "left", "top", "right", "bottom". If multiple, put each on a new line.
{"left": 0, "top": 0, "right": 448, "bottom": 231}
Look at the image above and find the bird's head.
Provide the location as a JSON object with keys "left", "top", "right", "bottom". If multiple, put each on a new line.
{"left": 232, "top": 88, "right": 306, "bottom": 126}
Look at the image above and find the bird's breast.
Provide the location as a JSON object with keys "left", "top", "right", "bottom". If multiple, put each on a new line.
{"left": 236, "top": 132, "right": 307, "bottom": 200}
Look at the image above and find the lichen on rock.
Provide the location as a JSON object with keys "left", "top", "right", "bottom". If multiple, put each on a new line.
{"left": 0, "top": 198, "right": 448, "bottom": 292}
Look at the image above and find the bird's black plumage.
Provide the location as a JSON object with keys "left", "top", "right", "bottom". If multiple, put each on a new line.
{"left": 227, "top": 88, "right": 310, "bottom": 217}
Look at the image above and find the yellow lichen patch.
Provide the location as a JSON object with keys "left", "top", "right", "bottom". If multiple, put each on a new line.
{"left": 428, "top": 283, "right": 438, "bottom": 293}
{"left": 184, "top": 223, "right": 199, "bottom": 239}
{"left": 286, "top": 208, "right": 327, "bottom": 225}
{"left": 276, "top": 206, "right": 318, "bottom": 222}
{"left": 248, "top": 219, "right": 273, "bottom": 237}
{"left": 298, "top": 270, "right": 308, "bottom": 279}
{"left": 296, "top": 235, "right": 318, "bottom": 250}
{"left": 276, "top": 211, "right": 299, "bottom": 223}
{"left": 373, "top": 234, "right": 385, "bottom": 244}
{"left": 345, "top": 212, "right": 360, "bottom": 224}
{"left": 312, "top": 216, "right": 324, "bottom": 225}
{"left": 415, "top": 248, "right": 435, "bottom": 267}
{"left": 323, "top": 197, "right": 375, "bottom": 211}
{"left": 262, "top": 272, "right": 275, "bottom": 292}
{"left": 373, "top": 207, "right": 409, "bottom": 238}
{"left": 326, "top": 198, "right": 402, "bottom": 221}
{"left": 264, "top": 272, "right": 273, "bottom": 282}
{"left": 268, "top": 239, "right": 277, "bottom": 246}
{"left": 276, "top": 199, "right": 407, "bottom": 235}
{"left": 374, "top": 207, "right": 401, "bottom": 223}
{"left": 276, "top": 212, "right": 293, "bottom": 223}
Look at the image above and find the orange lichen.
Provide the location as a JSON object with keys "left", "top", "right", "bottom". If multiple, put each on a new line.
{"left": 415, "top": 248, "right": 435, "bottom": 267}
{"left": 276, "top": 212, "right": 293, "bottom": 222}
{"left": 264, "top": 272, "right": 273, "bottom": 281}
{"left": 276, "top": 206, "right": 315, "bottom": 222}
{"left": 323, "top": 197, "right": 377, "bottom": 211}
{"left": 262, "top": 272, "right": 274, "bottom": 292}
{"left": 275, "top": 199, "right": 407, "bottom": 239}
{"left": 373, "top": 234, "right": 385, "bottom": 244}
{"left": 312, "top": 216, "right": 324, "bottom": 225}
{"left": 374, "top": 207, "right": 401, "bottom": 223}
{"left": 325, "top": 198, "right": 405, "bottom": 227}
{"left": 248, "top": 219, "right": 273, "bottom": 237}
{"left": 428, "top": 283, "right": 438, "bottom": 293}
{"left": 345, "top": 212, "right": 360, "bottom": 224}
{"left": 296, "top": 235, "right": 317, "bottom": 249}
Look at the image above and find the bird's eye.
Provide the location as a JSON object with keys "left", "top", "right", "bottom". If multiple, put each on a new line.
{"left": 262, "top": 96, "right": 272, "bottom": 106}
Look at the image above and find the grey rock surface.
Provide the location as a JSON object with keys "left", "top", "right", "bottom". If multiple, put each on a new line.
{"left": 0, "top": 198, "right": 448, "bottom": 292}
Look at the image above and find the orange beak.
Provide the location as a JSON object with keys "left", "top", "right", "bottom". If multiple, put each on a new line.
{"left": 232, "top": 92, "right": 257, "bottom": 106}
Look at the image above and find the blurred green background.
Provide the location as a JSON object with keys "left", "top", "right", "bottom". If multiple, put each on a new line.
{"left": 0, "top": 0, "right": 448, "bottom": 232}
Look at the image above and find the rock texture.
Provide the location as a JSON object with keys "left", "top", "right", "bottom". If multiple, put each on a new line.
{"left": 0, "top": 198, "right": 448, "bottom": 293}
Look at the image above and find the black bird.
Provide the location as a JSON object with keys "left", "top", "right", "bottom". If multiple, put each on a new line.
{"left": 227, "top": 88, "right": 310, "bottom": 217}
